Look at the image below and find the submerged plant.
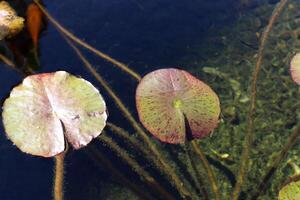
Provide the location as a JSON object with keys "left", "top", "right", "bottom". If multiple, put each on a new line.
{"left": 2, "top": 0, "right": 300, "bottom": 199}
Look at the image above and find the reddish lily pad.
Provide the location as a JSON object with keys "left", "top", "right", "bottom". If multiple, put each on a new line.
{"left": 290, "top": 53, "right": 300, "bottom": 85}
{"left": 2, "top": 71, "right": 107, "bottom": 157}
{"left": 136, "top": 68, "right": 220, "bottom": 144}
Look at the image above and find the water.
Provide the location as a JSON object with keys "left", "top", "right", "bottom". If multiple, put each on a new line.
{"left": 2, "top": 0, "right": 300, "bottom": 200}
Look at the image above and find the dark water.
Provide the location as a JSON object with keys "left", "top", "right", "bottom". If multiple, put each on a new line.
{"left": 0, "top": 0, "right": 278, "bottom": 199}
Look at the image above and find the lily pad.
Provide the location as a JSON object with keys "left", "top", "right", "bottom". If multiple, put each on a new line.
{"left": 278, "top": 176, "right": 300, "bottom": 200}
{"left": 2, "top": 71, "right": 107, "bottom": 157}
{"left": 136, "top": 68, "right": 220, "bottom": 144}
{"left": 290, "top": 53, "right": 300, "bottom": 85}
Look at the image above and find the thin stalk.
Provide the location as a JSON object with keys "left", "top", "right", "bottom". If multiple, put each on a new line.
{"left": 33, "top": 0, "right": 141, "bottom": 81}
{"left": 107, "top": 122, "right": 173, "bottom": 181}
{"left": 64, "top": 37, "right": 193, "bottom": 199}
{"left": 107, "top": 122, "right": 156, "bottom": 162}
{"left": 191, "top": 141, "right": 220, "bottom": 200}
{"left": 232, "top": 1, "right": 288, "bottom": 199}
{"left": 0, "top": 53, "right": 24, "bottom": 75}
{"left": 0, "top": 53, "right": 16, "bottom": 68}
{"left": 99, "top": 134, "right": 176, "bottom": 200}
{"left": 185, "top": 145, "right": 209, "bottom": 200}
{"left": 250, "top": 121, "right": 300, "bottom": 200}
{"left": 86, "top": 146, "right": 154, "bottom": 200}
{"left": 53, "top": 153, "right": 65, "bottom": 200}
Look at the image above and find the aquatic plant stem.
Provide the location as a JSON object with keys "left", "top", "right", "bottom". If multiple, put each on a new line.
{"left": 185, "top": 145, "right": 209, "bottom": 200}
{"left": 99, "top": 133, "right": 176, "bottom": 200}
{"left": 86, "top": 146, "right": 155, "bottom": 200}
{"left": 64, "top": 37, "right": 193, "bottom": 199}
{"left": 32, "top": 0, "right": 142, "bottom": 81}
{"left": 191, "top": 141, "right": 220, "bottom": 200}
{"left": 107, "top": 122, "right": 157, "bottom": 162}
{"left": 232, "top": 1, "right": 288, "bottom": 199}
{"left": 107, "top": 122, "right": 176, "bottom": 182}
{"left": 53, "top": 153, "right": 65, "bottom": 200}
{"left": 0, "top": 53, "right": 16, "bottom": 68}
{"left": 250, "top": 121, "right": 300, "bottom": 200}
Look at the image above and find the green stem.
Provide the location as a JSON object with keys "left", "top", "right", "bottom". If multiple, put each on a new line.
{"left": 64, "top": 36, "right": 193, "bottom": 199}
{"left": 33, "top": 0, "right": 141, "bottom": 81}
{"left": 191, "top": 141, "right": 220, "bottom": 200}
{"left": 99, "top": 133, "right": 176, "bottom": 200}
{"left": 86, "top": 146, "right": 155, "bottom": 200}
{"left": 232, "top": 1, "right": 288, "bottom": 199}
{"left": 250, "top": 121, "right": 300, "bottom": 200}
{"left": 107, "top": 123, "right": 158, "bottom": 165}
{"left": 185, "top": 145, "right": 209, "bottom": 200}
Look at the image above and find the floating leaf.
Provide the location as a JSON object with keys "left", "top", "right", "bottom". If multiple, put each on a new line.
{"left": 2, "top": 71, "right": 107, "bottom": 157}
{"left": 136, "top": 68, "right": 220, "bottom": 144}
{"left": 290, "top": 53, "right": 300, "bottom": 85}
{"left": 278, "top": 176, "right": 300, "bottom": 200}
{"left": 0, "top": 1, "right": 24, "bottom": 40}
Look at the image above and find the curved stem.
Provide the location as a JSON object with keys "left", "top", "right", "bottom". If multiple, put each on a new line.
{"left": 86, "top": 146, "right": 155, "bottom": 200}
{"left": 107, "top": 123, "right": 157, "bottom": 163}
{"left": 185, "top": 145, "right": 209, "bottom": 200}
{"left": 250, "top": 121, "right": 300, "bottom": 200}
{"left": 33, "top": 0, "right": 141, "bottom": 81}
{"left": 191, "top": 141, "right": 220, "bottom": 200}
{"left": 53, "top": 153, "right": 65, "bottom": 200}
{"left": 64, "top": 37, "right": 192, "bottom": 199}
{"left": 99, "top": 134, "right": 176, "bottom": 200}
{"left": 232, "top": 1, "right": 288, "bottom": 199}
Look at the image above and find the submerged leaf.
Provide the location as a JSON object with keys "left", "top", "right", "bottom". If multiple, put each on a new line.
{"left": 136, "top": 68, "right": 220, "bottom": 144}
{"left": 2, "top": 71, "right": 107, "bottom": 157}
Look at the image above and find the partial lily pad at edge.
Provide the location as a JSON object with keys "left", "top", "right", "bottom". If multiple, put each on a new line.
{"left": 2, "top": 71, "right": 107, "bottom": 157}
{"left": 290, "top": 53, "right": 300, "bottom": 85}
{"left": 278, "top": 175, "right": 300, "bottom": 200}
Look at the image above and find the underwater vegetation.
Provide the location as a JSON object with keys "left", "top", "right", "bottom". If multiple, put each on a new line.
{"left": 2, "top": 0, "right": 300, "bottom": 200}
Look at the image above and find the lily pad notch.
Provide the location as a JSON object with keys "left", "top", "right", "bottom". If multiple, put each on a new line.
{"left": 2, "top": 71, "right": 108, "bottom": 157}
{"left": 136, "top": 68, "right": 220, "bottom": 144}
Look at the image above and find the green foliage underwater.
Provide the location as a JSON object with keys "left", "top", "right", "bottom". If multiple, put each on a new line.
{"left": 2, "top": 0, "right": 300, "bottom": 200}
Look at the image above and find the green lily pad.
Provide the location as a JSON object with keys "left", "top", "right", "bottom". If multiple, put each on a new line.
{"left": 279, "top": 176, "right": 300, "bottom": 200}
{"left": 136, "top": 68, "right": 220, "bottom": 144}
{"left": 2, "top": 71, "right": 107, "bottom": 157}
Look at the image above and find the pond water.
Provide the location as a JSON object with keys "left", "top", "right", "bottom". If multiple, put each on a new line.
{"left": 2, "top": 0, "right": 297, "bottom": 200}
